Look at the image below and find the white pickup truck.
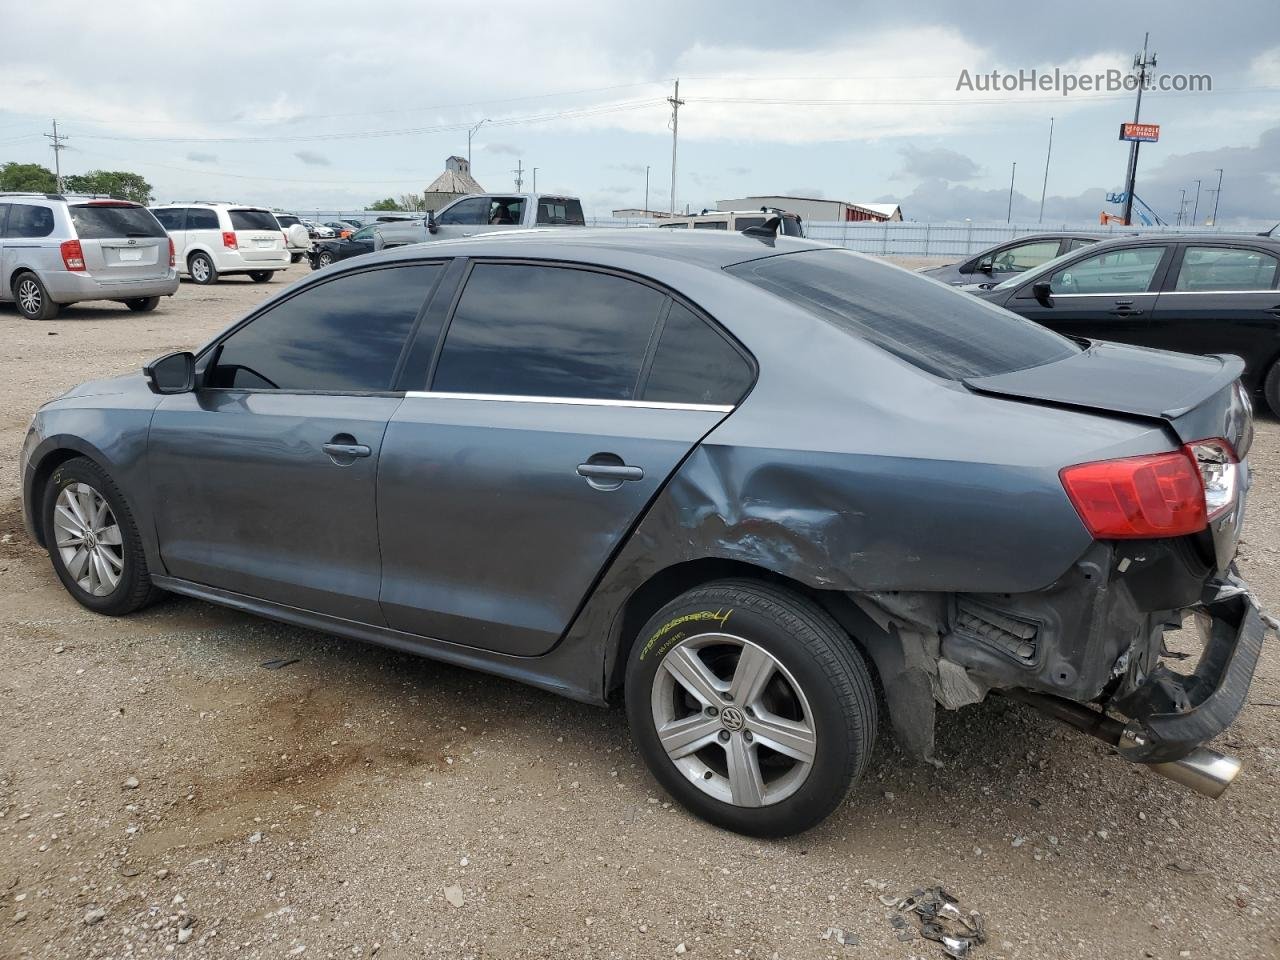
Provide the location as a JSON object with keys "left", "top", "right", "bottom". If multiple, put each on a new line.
{"left": 421, "top": 193, "right": 585, "bottom": 241}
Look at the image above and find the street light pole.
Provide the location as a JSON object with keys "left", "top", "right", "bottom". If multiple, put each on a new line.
{"left": 1209, "top": 167, "right": 1223, "bottom": 226}
{"left": 1006, "top": 161, "right": 1016, "bottom": 223}
{"left": 467, "top": 119, "right": 488, "bottom": 166}
{"left": 1191, "top": 178, "right": 1202, "bottom": 226}
{"left": 532, "top": 168, "right": 538, "bottom": 193}
{"left": 1177, "top": 188, "right": 1186, "bottom": 226}
{"left": 644, "top": 165, "right": 650, "bottom": 216}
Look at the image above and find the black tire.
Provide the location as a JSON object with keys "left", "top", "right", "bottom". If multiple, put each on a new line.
{"left": 625, "top": 579, "right": 877, "bottom": 837}
{"left": 249, "top": 270, "right": 275, "bottom": 283}
{"left": 13, "top": 271, "right": 60, "bottom": 320}
{"left": 43, "top": 457, "right": 159, "bottom": 616}
{"left": 290, "top": 252, "right": 303, "bottom": 264}
{"left": 316, "top": 250, "right": 334, "bottom": 269}
{"left": 125, "top": 296, "right": 160, "bottom": 313}
{"left": 188, "top": 252, "right": 218, "bottom": 285}
{"left": 1263, "top": 361, "right": 1280, "bottom": 417}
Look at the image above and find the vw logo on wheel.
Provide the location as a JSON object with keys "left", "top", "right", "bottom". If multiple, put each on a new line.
{"left": 720, "top": 706, "right": 746, "bottom": 732}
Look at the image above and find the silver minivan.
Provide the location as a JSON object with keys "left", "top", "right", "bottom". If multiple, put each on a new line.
{"left": 0, "top": 193, "right": 179, "bottom": 320}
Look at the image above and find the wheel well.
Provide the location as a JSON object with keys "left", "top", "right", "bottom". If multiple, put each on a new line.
{"left": 27, "top": 448, "right": 86, "bottom": 547}
{"left": 8, "top": 267, "right": 34, "bottom": 296}
{"left": 603, "top": 558, "right": 879, "bottom": 701}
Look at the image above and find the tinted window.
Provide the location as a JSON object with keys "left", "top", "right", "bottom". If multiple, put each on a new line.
{"left": 6, "top": 204, "right": 55, "bottom": 238}
{"left": 485, "top": 197, "right": 524, "bottom": 225}
{"left": 536, "top": 198, "right": 585, "bottom": 225}
{"left": 658, "top": 222, "right": 688, "bottom": 229}
{"left": 69, "top": 204, "right": 165, "bottom": 239}
{"left": 734, "top": 217, "right": 766, "bottom": 231}
{"left": 780, "top": 217, "right": 803, "bottom": 237}
{"left": 151, "top": 208, "right": 185, "bottom": 231}
{"left": 186, "top": 208, "right": 220, "bottom": 230}
{"left": 642, "top": 303, "right": 752, "bottom": 405}
{"left": 229, "top": 209, "right": 280, "bottom": 231}
{"left": 351, "top": 225, "right": 379, "bottom": 241}
{"left": 431, "top": 264, "right": 664, "bottom": 399}
{"left": 276, "top": 215, "right": 300, "bottom": 227}
{"left": 993, "top": 240, "right": 1060, "bottom": 272}
{"left": 209, "top": 264, "right": 440, "bottom": 391}
{"left": 1050, "top": 246, "right": 1165, "bottom": 294}
{"left": 1066, "top": 237, "right": 1096, "bottom": 251}
{"left": 693, "top": 220, "right": 728, "bottom": 230}
{"left": 727, "top": 249, "right": 1078, "bottom": 379}
{"left": 1175, "top": 247, "right": 1279, "bottom": 292}
{"left": 437, "top": 198, "right": 488, "bottom": 226}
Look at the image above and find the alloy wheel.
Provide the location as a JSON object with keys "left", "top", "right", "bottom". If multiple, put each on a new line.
{"left": 53, "top": 482, "right": 125, "bottom": 597}
{"left": 651, "top": 632, "right": 817, "bottom": 807}
{"left": 190, "top": 257, "right": 210, "bottom": 282}
{"left": 17, "top": 278, "right": 41, "bottom": 315}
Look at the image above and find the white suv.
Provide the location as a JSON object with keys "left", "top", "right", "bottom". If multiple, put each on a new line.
{"left": 149, "top": 203, "right": 290, "bottom": 285}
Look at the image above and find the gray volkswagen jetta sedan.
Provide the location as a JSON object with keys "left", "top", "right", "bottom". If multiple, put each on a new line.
{"left": 20, "top": 228, "right": 1270, "bottom": 836}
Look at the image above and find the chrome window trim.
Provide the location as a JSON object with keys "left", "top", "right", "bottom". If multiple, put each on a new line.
{"left": 404, "top": 390, "right": 733, "bottom": 413}
{"left": 1039, "top": 292, "right": 1161, "bottom": 298}
{"left": 1160, "top": 289, "right": 1280, "bottom": 296}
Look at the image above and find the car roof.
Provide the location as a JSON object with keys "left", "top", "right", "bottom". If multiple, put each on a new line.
{"left": 149, "top": 201, "right": 270, "bottom": 210}
{"left": 1081, "top": 232, "right": 1280, "bottom": 249}
{"left": 344, "top": 228, "right": 830, "bottom": 271}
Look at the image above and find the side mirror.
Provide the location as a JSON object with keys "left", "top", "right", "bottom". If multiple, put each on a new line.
{"left": 1032, "top": 281, "right": 1053, "bottom": 305}
{"left": 144, "top": 351, "right": 195, "bottom": 394}
{"left": 978, "top": 257, "right": 994, "bottom": 274}
{"left": 426, "top": 211, "right": 438, "bottom": 235}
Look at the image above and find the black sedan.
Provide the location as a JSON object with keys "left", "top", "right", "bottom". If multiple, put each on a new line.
{"left": 976, "top": 233, "right": 1280, "bottom": 413}
{"left": 920, "top": 232, "right": 1102, "bottom": 286}
{"left": 308, "top": 224, "right": 379, "bottom": 269}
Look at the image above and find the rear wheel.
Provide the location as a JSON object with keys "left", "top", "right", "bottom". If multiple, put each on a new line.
{"left": 1263, "top": 361, "right": 1280, "bottom": 417}
{"left": 290, "top": 252, "right": 304, "bottom": 264}
{"left": 625, "top": 579, "right": 877, "bottom": 837}
{"left": 188, "top": 252, "right": 217, "bottom": 285}
{"left": 124, "top": 296, "right": 160, "bottom": 313}
{"left": 43, "top": 457, "right": 158, "bottom": 616}
{"left": 249, "top": 270, "right": 275, "bottom": 283}
{"left": 13, "top": 271, "right": 59, "bottom": 320}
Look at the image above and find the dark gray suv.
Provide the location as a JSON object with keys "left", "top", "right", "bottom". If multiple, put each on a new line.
{"left": 20, "top": 230, "right": 1268, "bottom": 835}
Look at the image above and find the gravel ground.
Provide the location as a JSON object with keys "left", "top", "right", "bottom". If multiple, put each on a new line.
{"left": 0, "top": 264, "right": 1277, "bottom": 960}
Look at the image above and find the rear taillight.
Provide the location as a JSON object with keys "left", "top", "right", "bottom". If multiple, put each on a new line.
{"left": 1060, "top": 437, "right": 1239, "bottom": 539}
{"left": 281, "top": 231, "right": 288, "bottom": 247}
{"left": 60, "top": 239, "right": 85, "bottom": 271}
{"left": 222, "top": 231, "right": 238, "bottom": 249}
{"left": 167, "top": 237, "right": 176, "bottom": 268}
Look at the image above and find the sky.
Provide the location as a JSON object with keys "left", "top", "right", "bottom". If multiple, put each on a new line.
{"left": 1, "top": 0, "right": 1278, "bottom": 226}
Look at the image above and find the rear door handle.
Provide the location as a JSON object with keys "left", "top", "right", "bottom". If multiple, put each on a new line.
{"left": 577, "top": 463, "right": 644, "bottom": 482}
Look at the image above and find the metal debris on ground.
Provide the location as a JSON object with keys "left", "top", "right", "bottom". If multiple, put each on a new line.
{"left": 885, "top": 887, "right": 985, "bottom": 958}
{"left": 260, "top": 658, "right": 300, "bottom": 670}
{"left": 820, "top": 927, "right": 859, "bottom": 947}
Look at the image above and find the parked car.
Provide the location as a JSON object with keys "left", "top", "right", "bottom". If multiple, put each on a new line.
{"left": 301, "top": 219, "right": 335, "bottom": 239}
{"left": 21, "top": 231, "right": 1265, "bottom": 836}
{"left": 973, "top": 233, "right": 1280, "bottom": 413}
{"left": 920, "top": 233, "right": 1103, "bottom": 286}
{"left": 324, "top": 221, "right": 359, "bottom": 239}
{"left": 658, "top": 208, "right": 805, "bottom": 236}
{"left": 149, "top": 203, "right": 290, "bottom": 285}
{"left": 309, "top": 220, "right": 428, "bottom": 269}
{"left": 0, "top": 192, "right": 178, "bottom": 320}
{"left": 423, "top": 193, "right": 585, "bottom": 240}
{"left": 273, "top": 213, "right": 313, "bottom": 263}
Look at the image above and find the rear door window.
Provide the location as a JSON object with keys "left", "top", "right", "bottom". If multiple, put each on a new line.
{"left": 5, "top": 204, "right": 55, "bottom": 238}
{"left": 727, "top": 248, "right": 1078, "bottom": 379}
{"left": 641, "top": 303, "right": 753, "bottom": 405}
{"left": 484, "top": 198, "right": 524, "bottom": 225}
{"left": 186, "top": 208, "right": 220, "bottom": 230}
{"left": 208, "top": 264, "right": 441, "bottom": 392}
{"left": 734, "top": 217, "right": 766, "bottom": 231}
{"left": 1049, "top": 246, "right": 1166, "bottom": 294}
{"left": 1174, "top": 246, "right": 1279, "bottom": 291}
{"left": 693, "top": 220, "right": 728, "bottom": 230}
{"left": 229, "top": 209, "right": 280, "bottom": 231}
{"left": 535, "top": 198, "right": 585, "bottom": 225}
{"left": 430, "top": 263, "right": 664, "bottom": 399}
{"left": 69, "top": 204, "right": 166, "bottom": 239}
{"left": 151, "top": 208, "right": 186, "bottom": 232}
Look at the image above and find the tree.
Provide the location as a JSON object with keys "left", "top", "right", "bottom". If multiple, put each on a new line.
{"left": 397, "top": 193, "right": 427, "bottom": 212}
{"left": 369, "top": 197, "right": 400, "bottom": 211}
{"left": 0, "top": 162, "right": 57, "bottom": 193}
{"left": 62, "top": 170, "right": 153, "bottom": 204}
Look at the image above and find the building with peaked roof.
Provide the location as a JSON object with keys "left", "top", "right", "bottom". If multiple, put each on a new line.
{"left": 424, "top": 156, "right": 485, "bottom": 211}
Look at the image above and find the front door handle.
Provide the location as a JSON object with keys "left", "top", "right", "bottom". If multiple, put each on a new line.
{"left": 323, "top": 435, "right": 372, "bottom": 464}
{"left": 577, "top": 463, "right": 644, "bottom": 482}
{"left": 1109, "top": 307, "right": 1144, "bottom": 316}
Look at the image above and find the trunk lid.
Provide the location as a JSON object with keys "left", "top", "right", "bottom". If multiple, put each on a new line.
{"left": 68, "top": 202, "right": 169, "bottom": 282}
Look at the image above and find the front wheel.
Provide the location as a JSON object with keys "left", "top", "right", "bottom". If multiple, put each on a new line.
{"left": 625, "top": 580, "right": 877, "bottom": 837}
{"left": 43, "top": 457, "right": 159, "bottom": 616}
{"left": 124, "top": 296, "right": 160, "bottom": 313}
{"left": 315, "top": 251, "right": 334, "bottom": 269}
{"left": 188, "top": 252, "right": 217, "bottom": 285}
{"left": 249, "top": 270, "right": 275, "bottom": 283}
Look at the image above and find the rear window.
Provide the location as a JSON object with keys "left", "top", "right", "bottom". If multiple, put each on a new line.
{"left": 727, "top": 248, "right": 1079, "bottom": 379}
{"left": 536, "top": 198, "right": 585, "bottom": 226}
{"left": 69, "top": 204, "right": 165, "bottom": 240}
{"left": 275, "top": 215, "right": 300, "bottom": 227}
{"left": 229, "top": 209, "right": 280, "bottom": 231}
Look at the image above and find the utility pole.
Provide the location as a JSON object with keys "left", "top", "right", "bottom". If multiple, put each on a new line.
{"left": 467, "top": 119, "right": 487, "bottom": 167}
{"left": 1190, "top": 178, "right": 1202, "bottom": 226}
{"left": 532, "top": 168, "right": 538, "bottom": 193}
{"left": 1038, "top": 117, "right": 1054, "bottom": 223}
{"left": 667, "top": 79, "right": 684, "bottom": 216}
{"left": 1208, "top": 167, "right": 1223, "bottom": 226}
{"left": 1176, "top": 188, "right": 1187, "bottom": 225}
{"left": 513, "top": 159, "right": 524, "bottom": 192}
{"left": 1006, "top": 161, "right": 1017, "bottom": 223}
{"left": 1121, "top": 34, "right": 1156, "bottom": 226}
{"left": 644, "top": 165, "right": 650, "bottom": 215}
{"left": 45, "top": 119, "right": 68, "bottom": 192}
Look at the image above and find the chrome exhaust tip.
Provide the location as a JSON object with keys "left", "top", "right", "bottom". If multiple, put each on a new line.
{"left": 1148, "top": 747, "right": 1242, "bottom": 799}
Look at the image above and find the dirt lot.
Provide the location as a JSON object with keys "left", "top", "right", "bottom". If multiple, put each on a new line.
{"left": 1, "top": 265, "right": 1277, "bottom": 960}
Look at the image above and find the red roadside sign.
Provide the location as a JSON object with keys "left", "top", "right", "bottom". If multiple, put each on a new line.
{"left": 1119, "top": 122, "right": 1160, "bottom": 142}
